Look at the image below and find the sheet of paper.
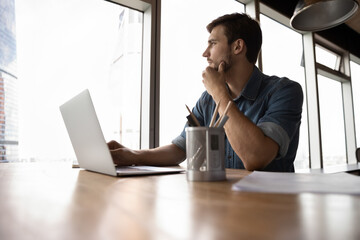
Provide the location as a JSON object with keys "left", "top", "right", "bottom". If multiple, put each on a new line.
{"left": 232, "top": 171, "right": 360, "bottom": 195}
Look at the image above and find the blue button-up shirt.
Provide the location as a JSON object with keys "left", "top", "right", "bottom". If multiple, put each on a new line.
{"left": 172, "top": 66, "right": 303, "bottom": 172}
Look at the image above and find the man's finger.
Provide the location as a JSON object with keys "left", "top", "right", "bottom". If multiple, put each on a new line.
{"left": 218, "top": 61, "right": 226, "bottom": 73}
{"left": 107, "top": 140, "right": 123, "bottom": 150}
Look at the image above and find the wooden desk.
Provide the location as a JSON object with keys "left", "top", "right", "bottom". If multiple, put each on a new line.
{"left": 0, "top": 163, "right": 359, "bottom": 240}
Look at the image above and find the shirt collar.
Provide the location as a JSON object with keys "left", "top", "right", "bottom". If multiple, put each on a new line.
{"left": 233, "top": 66, "right": 263, "bottom": 101}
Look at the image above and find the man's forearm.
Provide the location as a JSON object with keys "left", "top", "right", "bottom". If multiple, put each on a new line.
{"left": 134, "top": 144, "right": 186, "bottom": 166}
{"left": 221, "top": 101, "right": 279, "bottom": 170}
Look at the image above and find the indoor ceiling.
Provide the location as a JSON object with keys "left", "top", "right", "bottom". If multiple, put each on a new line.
{"left": 260, "top": 0, "right": 360, "bottom": 58}
{"left": 346, "top": 0, "right": 360, "bottom": 33}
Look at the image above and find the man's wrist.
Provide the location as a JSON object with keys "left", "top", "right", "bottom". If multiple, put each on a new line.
{"left": 131, "top": 149, "right": 143, "bottom": 165}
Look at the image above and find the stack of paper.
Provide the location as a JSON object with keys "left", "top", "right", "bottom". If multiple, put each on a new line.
{"left": 232, "top": 171, "right": 360, "bottom": 195}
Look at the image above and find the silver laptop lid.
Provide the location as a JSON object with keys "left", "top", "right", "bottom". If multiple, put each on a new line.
{"left": 60, "top": 89, "right": 117, "bottom": 176}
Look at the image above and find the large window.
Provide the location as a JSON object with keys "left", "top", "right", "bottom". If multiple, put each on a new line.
{"left": 16, "top": 0, "right": 143, "bottom": 161}
{"left": 314, "top": 38, "right": 356, "bottom": 166}
{"left": 260, "top": 13, "right": 309, "bottom": 170}
{"left": 159, "top": 0, "right": 244, "bottom": 146}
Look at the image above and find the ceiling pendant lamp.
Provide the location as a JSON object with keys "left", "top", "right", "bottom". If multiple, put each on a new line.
{"left": 290, "top": 0, "right": 359, "bottom": 32}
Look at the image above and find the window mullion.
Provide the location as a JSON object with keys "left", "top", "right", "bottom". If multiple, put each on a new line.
{"left": 303, "top": 32, "right": 323, "bottom": 169}
{"left": 342, "top": 52, "right": 357, "bottom": 164}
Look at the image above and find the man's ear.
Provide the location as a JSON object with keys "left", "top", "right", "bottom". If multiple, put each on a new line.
{"left": 233, "top": 39, "right": 245, "bottom": 55}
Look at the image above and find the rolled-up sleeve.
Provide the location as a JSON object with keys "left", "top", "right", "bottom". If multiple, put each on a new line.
{"left": 172, "top": 134, "right": 186, "bottom": 151}
{"left": 258, "top": 122, "right": 289, "bottom": 158}
{"left": 258, "top": 80, "right": 303, "bottom": 158}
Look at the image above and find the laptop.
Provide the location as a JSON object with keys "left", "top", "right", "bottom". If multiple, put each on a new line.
{"left": 59, "top": 89, "right": 184, "bottom": 176}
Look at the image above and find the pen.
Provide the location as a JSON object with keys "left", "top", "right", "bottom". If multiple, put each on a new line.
{"left": 209, "top": 100, "right": 221, "bottom": 127}
{"left": 186, "top": 114, "right": 197, "bottom": 127}
{"left": 217, "top": 115, "right": 229, "bottom": 128}
{"left": 214, "top": 100, "right": 232, "bottom": 127}
{"left": 185, "top": 104, "right": 200, "bottom": 126}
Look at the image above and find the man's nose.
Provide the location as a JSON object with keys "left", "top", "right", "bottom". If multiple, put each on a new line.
{"left": 202, "top": 48, "right": 209, "bottom": 58}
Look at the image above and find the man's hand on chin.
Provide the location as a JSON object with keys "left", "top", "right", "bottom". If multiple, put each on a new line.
{"left": 202, "top": 61, "right": 229, "bottom": 102}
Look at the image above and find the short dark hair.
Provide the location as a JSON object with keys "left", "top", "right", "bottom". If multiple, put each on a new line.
{"left": 206, "top": 13, "right": 262, "bottom": 64}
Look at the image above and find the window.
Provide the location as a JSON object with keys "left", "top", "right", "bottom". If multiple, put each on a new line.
{"left": 315, "top": 44, "right": 341, "bottom": 71}
{"left": 318, "top": 75, "right": 347, "bottom": 166}
{"left": 351, "top": 59, "right": 360, "bottom": 149}
{"left": 16, "top": 0, "right": 143, "bottom": 161}
{"left": 159, "top": 0, "right": 244, "bottom": 146}
{"left": 314, "top": 37, "right": 357, "bottom": 166}
{"left": 260, "top": 13, "right": 309, "bottom": 170}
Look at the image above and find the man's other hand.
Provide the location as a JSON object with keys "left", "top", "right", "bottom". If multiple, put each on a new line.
{"left": 107, "top": 140, "right": 137, "bottom": 166}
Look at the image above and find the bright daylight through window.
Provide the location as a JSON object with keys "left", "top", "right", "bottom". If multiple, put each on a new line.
{"left": 318, "top": 75, "right": 346, "bottom": 166}
{"left": 16, "top": 0, "right": 142, "bottom": 162}
{"left": 315, "top": 44, "right": 341, "bottom": 70}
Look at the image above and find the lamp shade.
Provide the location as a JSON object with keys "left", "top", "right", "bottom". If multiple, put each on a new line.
{"left": 290, "top": 0, "right": 359, "bottom": 31}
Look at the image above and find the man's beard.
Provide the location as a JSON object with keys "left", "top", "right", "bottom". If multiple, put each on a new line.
{"left": 214, "top": 53, "right": 232, "bottom": 71}
{"left": 214, "top": 61, "right": 230, "bottom": 72}
{"left": 215, "top": 62, "right": 229, "bottom": 71}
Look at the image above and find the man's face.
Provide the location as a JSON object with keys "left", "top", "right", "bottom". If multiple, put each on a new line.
{"left": 202, "top": 25, "right": 232, "bottom": 71}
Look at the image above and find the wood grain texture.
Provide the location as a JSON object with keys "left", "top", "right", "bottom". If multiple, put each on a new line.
{"left": 0, "top": 163, "right": 359, "bottom": 240}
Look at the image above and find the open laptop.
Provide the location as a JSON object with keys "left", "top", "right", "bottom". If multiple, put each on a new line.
{"left": 59, "top": 89, "right": 184, "bottom": 176}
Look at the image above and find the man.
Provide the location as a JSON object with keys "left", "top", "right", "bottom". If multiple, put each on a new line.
{"left": 108, "top": 13, "right": 303, "bottom": 172}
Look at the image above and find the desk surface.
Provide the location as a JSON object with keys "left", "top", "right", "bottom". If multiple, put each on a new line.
{"left": 0, "top": 163, "right": 359, "bottom": 240}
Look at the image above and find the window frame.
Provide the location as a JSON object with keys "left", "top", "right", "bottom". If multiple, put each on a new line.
{"left": 314, "top": 34, "right": 357, "bottom": 165}
{"left": 106, "top": 0, "right": 159, "bottom": 149}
